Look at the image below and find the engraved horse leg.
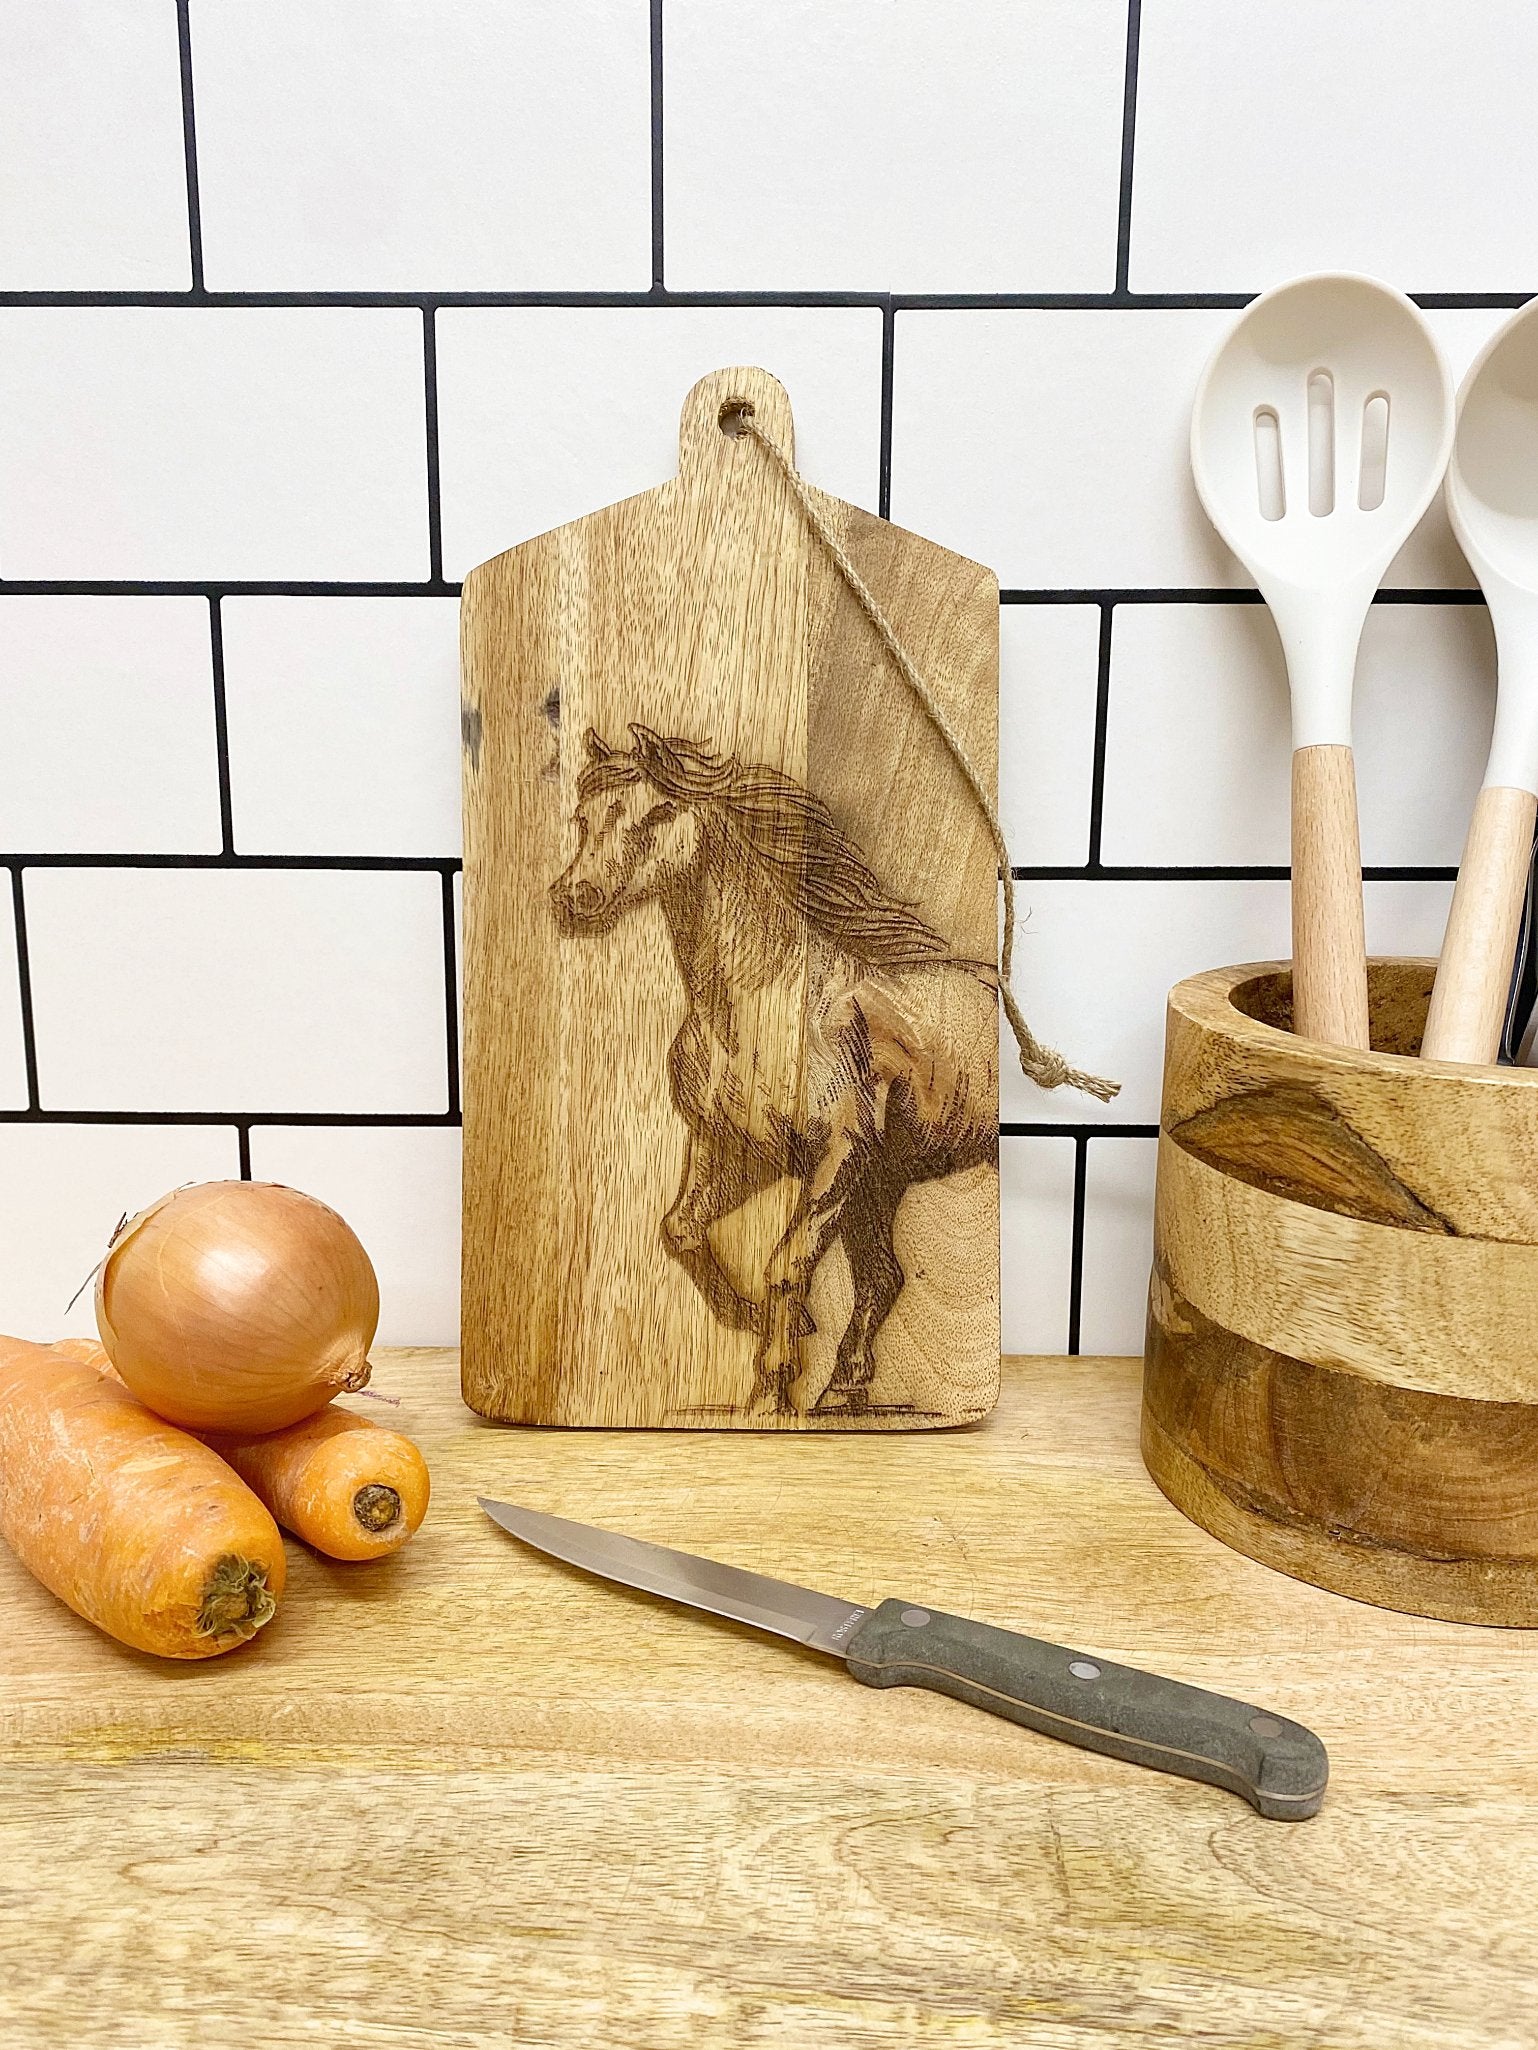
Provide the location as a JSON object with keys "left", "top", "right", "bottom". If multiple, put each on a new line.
{"left": 813, "top": 1175, "right": 906, "bottom": 1417}
{"left": 750, "top": 1121, "right": 869, "bottom": 1415}
{"left": 661, "top": 1125, "right": 778, "bottom": 1332}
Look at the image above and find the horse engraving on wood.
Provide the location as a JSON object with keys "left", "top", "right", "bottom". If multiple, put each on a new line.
{"left": 548, "top": 726, "right": 1000, "bottom": 1418}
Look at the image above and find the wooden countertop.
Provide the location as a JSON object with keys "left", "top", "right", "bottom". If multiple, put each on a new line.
{"left": 3, "top": 1350, "right": 1535, "bottom": 2049}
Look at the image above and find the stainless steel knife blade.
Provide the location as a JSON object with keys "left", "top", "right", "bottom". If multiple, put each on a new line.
{"left": 477, "top": 1497, "right": 871, "bottom": 1655}
{"left": 477, "top": 1496, "right": 1329, "bottom": 1820}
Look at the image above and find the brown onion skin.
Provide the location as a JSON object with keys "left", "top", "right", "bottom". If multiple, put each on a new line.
{"left": 96, "top": 1182, "right": 378, "bottom": 1434}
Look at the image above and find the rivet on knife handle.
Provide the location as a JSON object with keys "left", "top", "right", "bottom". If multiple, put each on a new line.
{"left": 843, "top": 1601, "right": 1328, "bottom": 1821}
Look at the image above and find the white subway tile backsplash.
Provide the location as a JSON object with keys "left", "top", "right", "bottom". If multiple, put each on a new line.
{"left": 0, "top": 1125, "right": 240, "bottom": 1341}
{"left": 664, "top": 0, "right": 1125, "bottom": 293}
{"left": 1356, "top": 609, "right": 1496, "bottom": 867}
{"left": 1132, "top": 0, "right": 1538, "bottom": 293}
{"left": 222, "top": 599, "right": 461, "bottom": 856}
{"left": 0, "top": 599, "right": 222, "bottom": 855}
{"left": 0, "top": 310, "right": 429, "bottom": 581}
{"left": 436, "top": 307, "right": 883, "bottom": 577}
{"left": 891, "top": 309, "right": 1502, "bottom": 593}
{"left": 0, "top": 1, "right": 191, "bottom": 289}
{"left": 1100, "top": 603, "right": 1495, "bottom": 869}
{"left": 1078, "top": 1137, "right": 1157, "bottom": 1357}
{"left": 26, "top": 870, "right": 449, "bottom": 1113}
{"left": 894, "top": 308, "right": 1240, "bottom": 592}
{"left": 893, "top": 309, "right": 1232, "bottom": 593}
{"left": 0, "top": 9, "right": 1519, "bottom": 1355}
{"left": 246, "top": 1126, "right": 461, "bottom": 1346}
{"left": 1000, "top": 1135, "right": 1076, "bottom": 1356}
{"left": 1001, "top": 606, "right": 1100, "bottom": 867}
{"left": 192, "top": 0, "right": 650, "bottom": 291}
{"left": 0, "top": 891, "right": 27, "bottom": 1111}
{"left": 1000, "top": 877, "right": 1454, "bottom": 1126}
{"left": 1390, "top": 309, "right": 1512, "bottom": 589}
{"left": 1101, "top": 604, "right": 1289, "bottom": 867}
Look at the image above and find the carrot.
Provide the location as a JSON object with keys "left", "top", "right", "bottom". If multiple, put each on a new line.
{"left": 203, "top": 1407, "right": 431, "bottom": 1561}
{"left": 0, "top": 1336, "right": 285, "bottom": 1658}
{"left": 52, "top": 1335, "right": 119, "bottom": 1372}
{"left": 56, "top": 1336, "right": 430, "bottom": 1561}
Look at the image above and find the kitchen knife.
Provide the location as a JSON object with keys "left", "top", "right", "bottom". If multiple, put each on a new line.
{"left": 478, "top": 1497, "right": 1328, "bottom": 1821}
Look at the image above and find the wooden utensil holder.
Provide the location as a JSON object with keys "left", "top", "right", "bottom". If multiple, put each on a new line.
{"left": 1144, "top": 957, "right": 1538, "bottom": 1625}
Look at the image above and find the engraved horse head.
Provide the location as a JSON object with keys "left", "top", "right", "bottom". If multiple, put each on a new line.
{"left": 548, "top": 728, "right": 706, "bottom": 934}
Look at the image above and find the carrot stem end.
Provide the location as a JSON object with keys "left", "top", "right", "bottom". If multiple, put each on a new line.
{"left": 351, "top": 1484, "right": 403, "bottom": 1534}
{"left": 197, "top": 1554, "right": 278, "bottom": 1643}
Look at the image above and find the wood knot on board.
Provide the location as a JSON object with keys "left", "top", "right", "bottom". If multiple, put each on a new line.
{"left": 1169, "top": 1086, "right": 1455, "bottom": 1233}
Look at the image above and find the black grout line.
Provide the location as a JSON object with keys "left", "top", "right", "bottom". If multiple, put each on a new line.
{"left": 207, "top": 597, "right": 235, "bottom": 856}
{"left": 422, "top": 307, "right": 444, "bottom": 585}
{"left": 999, "top": 587, "right": 1486, "bottom": 606}
{"left": 1085, "top": 605, "right": 1114, "bottom": 868}
{"left": 174, "top": 0, "right": 205, "bottom": 295}
{"left": 1352, "top": 589, "right": 1487, "bottom": 604}
{"left": 1066, "top": 1133, "right": 1089, "bottom": 1354}
{"left": 877, "top": 300, "right": 895, "bottom": 519}
{"left": 0, "top": 853, "right": 461, "bottom": 871}
{"left": 0, "top": 850, "right": 1459, "bottom": 882}
{"left": 8, "top": 868, "right": 40, "bottom": 1113}
{"left": 0, "top": 1110, "right": 463, "bottom": 1128}
{"left": 649, "top": 0, "right": 666, "bottom": 290}
{"left": 1001, "top": 1123, "right": 1158, "bottom": 1140}
{"left": 236, "top": 1124, "right": 252, "bottom": 1180}
{"left": 0, "top": 291, "right": 897, "bottom": 310}
{"left": 1409, "top": 292, "right": 1538, "bottom": 309}
{"left": 0, "top": 1110, "right": 1159, "bottom": 1137}
{"left": 1011, "top": 864, "right": 1457, "bottom": 882}
{"left": 0, "top": 288, "right": 1528, "bottom": 312}
{"left": 0, "top": 581, "right": 1484, "bottom": 605}
{"left": 1113, "top": 0, "right": 1144, "bottom": 299}
{"left": 0, "top": 582, "right": 466, "bottom": 599}
{"left": 1004, "top": 588, "right": 1263, "bottom": 606}
{"left": 441, "top": 869, "right": 460, "bottom": 1120}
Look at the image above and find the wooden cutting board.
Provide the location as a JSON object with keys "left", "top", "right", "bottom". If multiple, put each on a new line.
{"left": 460, "top": 367, "right": 1000, "bottom": 1428}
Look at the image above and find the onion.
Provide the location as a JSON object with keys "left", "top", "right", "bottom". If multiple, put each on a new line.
{"left": 96, "top": 1182, "right": 378, "bottom": 1433}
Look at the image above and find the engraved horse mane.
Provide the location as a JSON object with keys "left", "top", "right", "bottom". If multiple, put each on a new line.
{"left": 577, "top": 725, "right": 952, "bottom": 968}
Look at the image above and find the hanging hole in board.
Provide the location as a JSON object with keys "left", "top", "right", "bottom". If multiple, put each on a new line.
{"left": 1307, "top": 370, "right": 1335, "bottom": 516}
{"left": 1359, "top": 392, "right": 1390, "bottom": 511}
{"left": 1253, "top": 406, "right": 1286, "bottom": 521}
{"left": 718, "top": 400, "right": 755, "bottom": 439}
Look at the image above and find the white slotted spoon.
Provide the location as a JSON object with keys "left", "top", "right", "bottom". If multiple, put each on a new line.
{"left": 1192, "top": 274, "right": 1455, "bottom": 1049}
{"left": 1422, "top": 297, "right": 1538, "bottom": 1065}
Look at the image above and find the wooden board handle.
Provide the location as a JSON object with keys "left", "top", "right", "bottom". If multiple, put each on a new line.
{"left": 678, "top": 366, "right": 795, "bottom": 479}
{"left": 1291, "top": 743, "right": 1370, "bottom": 1049}
{"left": 1421, "top": 784, "right": 1538, "bottom": 1065}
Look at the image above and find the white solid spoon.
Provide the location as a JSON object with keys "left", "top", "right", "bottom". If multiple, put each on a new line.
{"left": 1422, "top": 298, "right": 1538, "bottom": 1065}
{"left": 1192, "top": 274, "right": 1455, "bottom": 1048}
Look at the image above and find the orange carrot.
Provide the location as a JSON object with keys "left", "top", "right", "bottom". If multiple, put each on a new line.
{"left": 203, "top": 1407, "right": 431, "bottom": 1561}
{"left": 0, "top": 1336, "right": 285, "bottom": 1658}
{"left": 56, "top": 1336, "right": 430, "bottom": 1561}
{"left": 52, "top": 1335, "right": 119, "bottom": 1373}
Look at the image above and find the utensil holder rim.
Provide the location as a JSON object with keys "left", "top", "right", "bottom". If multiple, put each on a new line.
{"left": 1174, "top": 955, "right": 1538, "bottom": 1090}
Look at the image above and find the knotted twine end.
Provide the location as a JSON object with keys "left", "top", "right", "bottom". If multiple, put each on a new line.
{"left": 736, "top": 404, "right": 1121, "bottom": 1104}
{"left": 1001, "top": 984, "right": 1120, "bottom": 1103}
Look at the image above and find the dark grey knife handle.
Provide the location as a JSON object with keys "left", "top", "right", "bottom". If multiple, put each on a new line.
{"left": 844, "top": 1600, "right": 1327, "bottom": 1821}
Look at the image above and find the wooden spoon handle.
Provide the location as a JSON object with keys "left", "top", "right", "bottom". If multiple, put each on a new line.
{"left": 1291, "top": 743, "right": 1371, "bottom": 1049}
{"left": 1422, "top": 784, "right": 1538, "bottom": 1065}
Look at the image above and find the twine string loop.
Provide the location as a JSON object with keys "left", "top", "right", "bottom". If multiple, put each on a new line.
{"left": 738, "top": 408, "right": 1119, "bottom": 1103}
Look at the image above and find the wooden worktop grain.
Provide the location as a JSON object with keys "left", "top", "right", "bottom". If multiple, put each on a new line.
{"left": 1, "top": 1350, "right": 1534, "bottom": 2049}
